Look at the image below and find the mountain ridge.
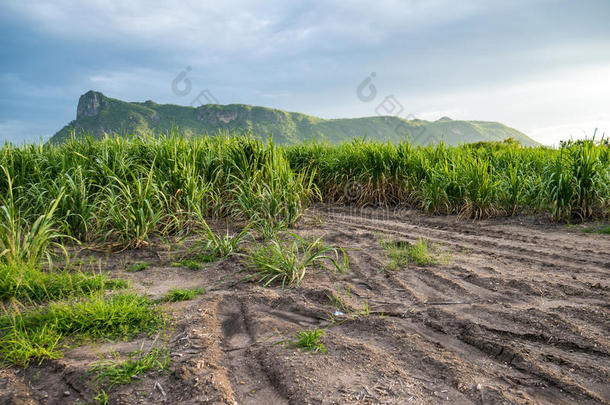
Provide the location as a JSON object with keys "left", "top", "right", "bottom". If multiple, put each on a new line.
{"left": 49, "top": 90, "right": 539, "bottom": 146}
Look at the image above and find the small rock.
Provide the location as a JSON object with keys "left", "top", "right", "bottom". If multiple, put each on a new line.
{"left": 476, "top": 383, "right": 482, "bottom": 391}
{"left": 63, "top": 391, "right": 71, "bottom": 396}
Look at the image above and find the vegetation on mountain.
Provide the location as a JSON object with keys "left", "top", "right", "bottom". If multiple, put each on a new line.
{"left": 49, "top": 91, "right": 539, "bottom": 146}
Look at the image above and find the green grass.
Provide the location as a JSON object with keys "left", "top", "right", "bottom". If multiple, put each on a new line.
{"left": 170, "top": 216, "right": 248, "bottom": 269}
{"left": 327, "top": 288, "right": 370, "bottom": 321}
{"left": 287, "top": 137, "right": 609, "bottom": 222}
{"left": 405, "top": 238, "right": 438, "bottom": 266}
{"left": 0, "top": 166, "right": 67, "bottom": 267}
{"left": 191, "top": 209, "right": 250, "bottom": 256}
{"left": 328, "top": 289, "right": 351, "bottom": 314}
{"left": 0, "top": 262, "right": 126, "bottom": 302}
{"left": 170, "top": 215, "right": 249, "bottom": 270}
{"left": 0, "top": 293, "right": 164, "bottom": 366}
{"left": 101, "top": 164, "right": 168, "bottom": 249}
{"left": 582, "top": 225, "right": 610, "bottom": 235}
{"left": 126, "top": 262, "right": 149, "bottom": 272}
{"left": 1, "top": 134, "right": 314, "bottom": 252}
{"left": 94, "top": 389, "right": 109, "bottom": 405}
{"left": 290, "top": 328, "right": 327, "bottom": 353}
{"left": 159, "top": 287, "right": 205, "bottom": 302}
{"left": 381, "top": 237, "right": 439, "bottom": 269}
{"left": 89, "top": 347, "right": 170, "bottom": 389}
{"left": 171, "top": 254, "right": 215, "bottom": 270}
{"left": 247, "top": 234, "right": 349, "bottom": 287}
{"left": 598, "top": 226, "right": 610, "bottom": 235}
{"left": 1, "top": 134, "right": 607, "bottom": 261}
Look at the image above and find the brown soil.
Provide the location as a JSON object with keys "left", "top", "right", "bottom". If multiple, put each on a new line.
{"left": 1, "top": 206, "right": 608, "bottom": 404}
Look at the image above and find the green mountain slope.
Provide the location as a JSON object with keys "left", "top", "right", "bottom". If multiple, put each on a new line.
{"left": 50, "top": 90, "right": 539, "bottom": 146}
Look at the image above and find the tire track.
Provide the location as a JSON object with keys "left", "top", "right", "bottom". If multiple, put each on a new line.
{"left": 307, "top": 207, "right": 610, "bottom": 403}
{"left": 323, "top": 213, "right": 609, "bottom": 276}
{"left": 325, "top": 205, "right": 610, "bottom": 258}
{"left": 218, "top": 295, "right": 289, "bottom": 405}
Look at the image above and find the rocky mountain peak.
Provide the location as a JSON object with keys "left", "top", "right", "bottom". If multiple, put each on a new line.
{"left": 77, "top": 90, "right": 105, "bottom": 119}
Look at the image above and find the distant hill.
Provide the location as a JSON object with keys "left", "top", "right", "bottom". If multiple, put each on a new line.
{"left": 49, "top": 90, "right": 539, "bottom": 146}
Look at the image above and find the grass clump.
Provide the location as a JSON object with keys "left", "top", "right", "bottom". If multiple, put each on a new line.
{"left": 89, "top": 347, "right": 170, "bottom": 389}
{"left": 0, "top": 167, "right": 66, "bottom": 267}
{"left": 94, "top": 390, "right": 109, "bottom": 405}
{"left": 290, "top": 328, "right": 327, "bottom": 353}
{"left": 381, "top": 237, "right": 439, "bottom": 269}
{"left": 171, "top": 254, "right": 215, "bottom": 270}
{"left": 247, "top": 234, "right": 348, "bottom": 288}
{"left": 0, "top": 324, "right": 63, "bottom": 365}
{"left": 597, "top": 226, "right": 610, "bottom": 235}
{"left": 191, "top": 210, "right": 250, "bottom": 258}
{"left": 126, "top": 262, "right": 149, "bottom": 273}
{"left": 0, "top": 293, "right": 164, "bottom": 366}
{"left": 582, "top": 225, "right": 610, "bottom": 235}
{"left": 160, "top": 287, "right": 205, "bottom": 302}
{"left": 0, "top": 262, "right": 125, "bottom": 302}
{"left": 328, "top": 288, "right": 370, "bottom": 320}
{"left": 405, "top": 238, "right": 437, "bottom": 266}
{"left": 171, "top": 213, "right": 250, "bottom": 270}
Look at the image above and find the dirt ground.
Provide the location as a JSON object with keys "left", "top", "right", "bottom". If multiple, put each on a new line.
{"left": 1, "top": 205, "right": 608, "bottom": 405}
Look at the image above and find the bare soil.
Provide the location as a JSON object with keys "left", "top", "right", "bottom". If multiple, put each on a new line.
{"left": 1, "top": 206, "right": 608, "bottom": 404}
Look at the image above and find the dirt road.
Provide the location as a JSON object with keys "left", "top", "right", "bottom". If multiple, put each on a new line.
{"left": 2, "top": 206, "right": 608, "bottom": 404}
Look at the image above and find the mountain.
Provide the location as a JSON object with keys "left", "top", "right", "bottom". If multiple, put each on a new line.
{"left": 49, "top": 91, "right": 539, "bottom": 146}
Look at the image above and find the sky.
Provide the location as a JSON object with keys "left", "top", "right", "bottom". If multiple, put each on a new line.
{"left": 1, "top": 0, "right": 609, "bottom": 145}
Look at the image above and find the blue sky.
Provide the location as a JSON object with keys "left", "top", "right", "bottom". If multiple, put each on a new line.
{"left": 1, "top": 0, "right": 609, "bottom": 145}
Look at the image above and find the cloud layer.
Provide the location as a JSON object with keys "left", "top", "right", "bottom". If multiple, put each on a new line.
{"left": 1, "top": 0, "right": 609, "bottom": 144}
